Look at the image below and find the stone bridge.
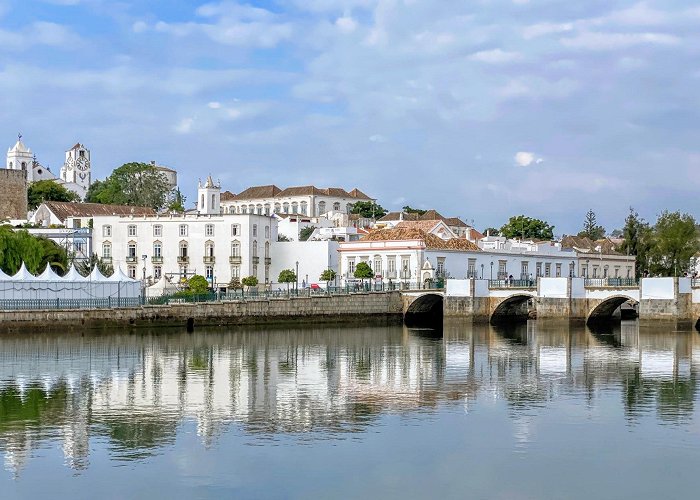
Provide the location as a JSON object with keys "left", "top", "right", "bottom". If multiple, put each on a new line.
{"left": 400, "top": 277, "right": 698, "bottom": 326}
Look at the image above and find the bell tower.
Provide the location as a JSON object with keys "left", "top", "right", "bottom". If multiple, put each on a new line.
{"left": 198, "top": 175, "right": 221, "bottom": 215}
{"left": 61, "top": 143, "right": 91, "bottom": 195}
{"left": 6, "top": 133, "right": 34, "bottom": 181}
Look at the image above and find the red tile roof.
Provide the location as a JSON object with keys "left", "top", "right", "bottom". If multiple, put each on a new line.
{"left": 43, "top": 201, "right": 155, "bottom": 221}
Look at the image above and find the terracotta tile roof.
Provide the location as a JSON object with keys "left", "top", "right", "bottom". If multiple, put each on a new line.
{"left": 277, "top": 185, "right": 321, "bottom": 197}
{"left": 361, "top": 228, "right": 480, "bottom": 251}
{"left": 349, "top": 188, "right": 372, "bottom": 200}
{"left": 232, "top": 185, "right": 282, "bottom": 200}
{"left": 221, "top": 190, "right": 236, "bottom": 201}
{"left": 378, "top": 212, "right": 420, "bottom": 222}
{"left": 43, "top": 201, "right": 155, "bottom": 221}
{"left": 396, "top": 220, "right": 444, "bottom": 232}
{"left": 561, "top": 235, "right": 621, "bottom": 255}
{"left": 378, "top": 210, "right": 467, "bottom": 227}
{"left": 469, "top": 228, "right": 485, "bottom": 240}
{"left": 444, "top": 217, "right": 468, "bottom": 227}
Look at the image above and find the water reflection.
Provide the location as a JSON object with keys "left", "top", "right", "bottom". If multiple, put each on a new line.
{"left": 0, "top": 321, "right": 698, "bottom": 476}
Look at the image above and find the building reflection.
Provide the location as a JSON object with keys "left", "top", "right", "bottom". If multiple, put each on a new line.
{"left": 0, "top": 321, "right": 698, "bottom": 475}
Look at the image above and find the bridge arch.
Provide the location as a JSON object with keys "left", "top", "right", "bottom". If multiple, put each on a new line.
{"left": 404, "top": 293, "right": 444, "bottom": 327}
{"left": 490, "top": 293, "right": 534, "bottom": 324}
{"left": 587, "top": 295, "right": 639, "bottom": 324}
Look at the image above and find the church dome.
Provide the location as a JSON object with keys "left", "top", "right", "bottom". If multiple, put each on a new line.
{"left": 8, "top": 139, "right": 31, "bottom": 154}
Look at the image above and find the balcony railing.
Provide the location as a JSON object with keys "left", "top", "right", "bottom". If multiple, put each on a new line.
{"left": 386, "top": 271, "right": 397, "bottom": 279}
{"left": 101, "top": 257, "right": 112, "bottom": 263}
{"left": 126, "top": 256, "right": 137, "bottom": 263}
{"left": 229, "top": 256, "right": 242, "bottom": 264}
{"left": 177, "top": 255, "right": 189, "bottom": 264}
{"left": 151, "top": 256, "right": 163, "bottom": 264}
{"left": 585, "top": 278, "right": 637, "bottom": 287}
{"left": 203, "top": 256, "right": 216, "bottom": 264}
{"left": 264, "top": 257, "right": 272, "bottom": 265}
{"left": 252, "top": 256, "right": 260, "bottom": 264}
{"left": 488, "top": 279, "right": 536, "bottom": 289}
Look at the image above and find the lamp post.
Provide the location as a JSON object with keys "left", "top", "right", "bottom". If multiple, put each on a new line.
{"left": 480, "top": 263, "right": 484, "bottom": 279}
{"left": 490, "top": 261, "right": 493, "bottom": 280}
{"left": 586, "top": 258, "right": 590, "bottom": 279}
{"left": 141, "top": 254, "right": 147, "bottom": 303}
{"left": 571, "top": 260, "right": 575, "bottom": 278}
{"left": 295, "top": 260, "right": 299, "bottom": 295}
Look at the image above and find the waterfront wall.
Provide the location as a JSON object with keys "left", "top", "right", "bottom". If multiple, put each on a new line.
{"left": 0, "top": 292, "right": 404, "bottom": 332}
{"left": 0, "top": 169, "right": 27, "bottom": 220}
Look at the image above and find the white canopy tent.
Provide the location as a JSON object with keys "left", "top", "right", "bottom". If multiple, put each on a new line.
{"left": 146, "top": 276, "right": 179, "bottom": 298}
{"left": 0, "top": 263, "right": 141, "bottom": 303}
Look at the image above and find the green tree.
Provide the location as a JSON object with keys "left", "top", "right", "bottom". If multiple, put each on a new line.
{"left": 85, "top": 179, "right": 105, "bottom": 203}
{"left": 228, "top": 277, "right": 243, "bottom": 290}
{"left": 350, "top": 201, "right": 387, "bottom": 219}
{"left": 86, "top": 162, "right": 171, "bottom": 209}
{"left": 76, "top": 253, "right": 114, "bottom": 277}
{"left": 500, "top": 215, "right": 554, "bottom": 240}
{"left": 36, "top": 237, "right": 69, "bottom": 275}
{"left": 354, "top": 262, "right": 374, "bottom": 285}
{"left": 402, "top": 205, "right": 427, "bottom": 215}
{"left": 278, "top": 269, "right": 297, "bottom": 292}
{"left": 187, "top": 275, "right": 209, "bottom": 294}
{"left": 168, "top": 188, "right": 187, "bottom": 213}
{"left": 578, "top": 209, "right": 606, "bottom": 240}
{"left": 482, "top": 227, "right": 500, "bottom": 237}
{"left": 27, "top": 180, "right": 80, "bottom": 209}
{"left": 299, "top": 226, "right": 316, "bottom": 241}
{"left": 320, "top": 269, "right": 336, "bottom": 287}
{"left": 241, "top": 275, "right": 259, "bottom": 289}
{"left": 648, "top": 211, "right": 699, "bottom": 276}
{"left": 618, "top": 207, "right": 653, "bottom": 278}
{"left": 0, "top": 227, "right": 68, "bottom": 275}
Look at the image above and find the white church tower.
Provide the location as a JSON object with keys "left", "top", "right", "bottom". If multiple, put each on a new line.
{"left": 60, "top": 143, "right": 91, "bottom": 199}
{"left": 6, "top": 134, "right": 34, "bottom": 179}
{"left": 198, "top": 175, "right": 221, "bottom": 215}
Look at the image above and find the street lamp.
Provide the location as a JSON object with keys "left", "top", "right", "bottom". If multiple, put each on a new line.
{"left": 480, "top": 263, "right": 484, "bottom": 279}
{"left": 490, "top": 261, "right": 493, "bottom": 280}
{"left": 141, "top": 254, "right": 147, "bottom": 303}
{"left": 295, "top": 260, "right": 299, "bottom": 294}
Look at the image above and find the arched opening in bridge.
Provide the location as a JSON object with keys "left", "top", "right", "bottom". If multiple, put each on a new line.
{"left": 404, "top": 293, "right": 443, "bottom": 328}
{"left": 587, "top": 296, "right": 639, "bottom": 325}
{"left": 490, "top": 294, "right": 533, "bottom": 325}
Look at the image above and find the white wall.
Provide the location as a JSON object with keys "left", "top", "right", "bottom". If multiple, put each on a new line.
{"left": 446, "top": 279, "right": 470, "bottom": 297}
{"left": 641, "top": 278, "right": 675, "bottom": 300}
{"left": 539, "top": 278, "right": 568, "bottom": 298}
{"left": 269, "top": 241, "right": 339, "bottom": 287}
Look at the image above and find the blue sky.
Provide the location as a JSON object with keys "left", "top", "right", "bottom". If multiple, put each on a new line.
{"left": 1, "top": 0, "right": 699, "bottom": 235}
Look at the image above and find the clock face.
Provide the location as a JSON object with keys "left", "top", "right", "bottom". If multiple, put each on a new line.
{"left": 66, "top": 157, "right": 75, "bottom": 170}
{"left": 77, "top": 156, "right": 89, "bottom": 171}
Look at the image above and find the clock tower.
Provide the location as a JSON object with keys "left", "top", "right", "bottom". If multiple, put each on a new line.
{"left": 60, "top": 143, "right": 91, "bottom": 196}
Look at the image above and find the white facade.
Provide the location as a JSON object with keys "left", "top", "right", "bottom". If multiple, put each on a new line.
{"left": 91, "top": 212, "right": 277, "bottom": 286}
{"left": 269, "top": 241, "right": 340, "bottom": 288}
{"left": 221, "top": 185, "right": 373, "bottom": 217}
{"left": 197, "top": 176, "right": 221, "bottom": 215}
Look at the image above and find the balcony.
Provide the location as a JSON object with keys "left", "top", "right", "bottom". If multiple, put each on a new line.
{"left": 151, "top": 256, "right": 163, "bottom": 264}
{"left": 203, "top": 256, "right": 216, "bottom": 264}
{"left": 177, "top": 255, "right": 189, "bottom": 264}
{"left": 101, "top": 257, "right": 112, "bottom": 263}
{"left": 399, "top": 272, "right": 412, "bottom": 280}
{"left": 386, "top": 271, "right": 397, "bottom": 279}
{"left": 252, "top": 256, "right": 259, "bottom": 265}
{"left": 264, "top": 257, "right": 272, "bottom": 265}
{"left": 229, "top": 256, "right": 242, "bottom": 264}
{"left": 126, "top": 256, "right": 137, "bottom": 263}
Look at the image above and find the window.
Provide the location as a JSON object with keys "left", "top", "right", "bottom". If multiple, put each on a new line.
{"left": 153, "top": 241, "right": 162, "bottom": 258}
{"left": 265, "top": 226, "right": 270, "bottom": 239}
{"left": 348, "top": 258, "right": 356, "bottom": 274}
{"left": 521, "top": 261, "right": 529, "bottom": 280}
{"left": 536, "top": 262, "right": 542, "bottom": 277}
{"left": 200, "top": 194, "right": 204, "bottom": 208}
{"left": 231, "top": 241, "right": 240, "bottom": 257}
{"left": 231, "top": 266, "right": 240, "bottom": 279}
{"left": 179, "top": 241, "right": 188, "bottom": 258}
{"left": 256, "top": 205, "right": 263, "bottom": 215}
{"left": 264, "top": 204, "right": 270, "bottom": 216}
{"left": 333, "top": 202, "right": 340, "bottom": 211}
{"left": 614, "top": 266, "right": 620, "bottom": 278}
{"left": 205, "top": 224, "right": 214, "bottom": 237}
{"left": 179, "top": 224, "right": 188, "bottom": 237}
{"left": 556, "top": 263, "right": 562, "bottom": 277}
{"left": 374, "top": 256, "right": 382, "bottom": 276}
{"left": 127, "top": 242, "right": 137, "bottom": 259}
{"left": 544, "top": 263, "right": 551, "bottom": 277}
{"left": 603, "top": 265, "right": 609, "bottom": 278}
{"left": 252, "top": 265, "right": 258, "bottom": 277}
{"left": 128, "top": 224, "right": 137, "bottom": 237}
{"left": 498, "top": 260, "right": 507, "bottom": 279}
{"left": 437, "top": 258, "right": 445, "bottom": 277}
{"left": 468, "top": 258, "right": 476, "bottom": 278}
{"left": 211, "top": 194, "right": 216, "bottom": 207}
{"left": 241, "top": 206, "right": 247, "bottom": 214}
{"left": 265, "top": 265, "right": 270, "bottom": 283}
{"left": 79, "top": 150, "right": 85, "bottom": 158}
{"left": 252, "top": 241, "right": 258, "bottom": 257}
{"left": 569, "top": 262, "right": 575, "bottom": 277}
{"left": 205, "top": 241, "right": 215, "bottom": 257}
{"left": 128, "top": 266, "right": 136, "bottom": 279}
{"left": 346, "top": 203, "right": 353, "bottom": 214}
{"left": 102, "top": 242, "right": 112, "bottom": 259}
{"left": 153, "top": 225, "right": 162, "bottom": 237}
{"left": 154, "top": 266, "right": 162, "bottom": 280}
{"left": 206, "top": 265, "right": 214, "bottom": 281}
{"left": 274, "top": 203, "right": 281, "bottom": 213}
{"left": 291, "top": 202, "right": 298, "bottom": 214}
{"left": 231, "top": 224, "right": 239, "bottom": 236}
{"left": 283, "top": 203, "right": 289, "bottom": 214}
{"left": 300, "top": 202, "right": 308, "bottom": 215}
{"left": 401, "top": 257, "right": 411, "bottom": 278}
{"left": 253, "top": 224, "right": 257, "bottom": 237}
{"left": 388, "top": 257, "right": 396, "bottom": 274}
{"left": 265, "top": 241, "right": 270, "bottom": 258}
{"left": 102, "top": 225, "right": 112, "bottom": 237}
{"left": 318, "top": 201, "right": 326, "bottom": 215}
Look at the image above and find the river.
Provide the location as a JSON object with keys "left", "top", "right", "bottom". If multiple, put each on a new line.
{"left": 2, "top": 320, "right": 700, "bottom": 499}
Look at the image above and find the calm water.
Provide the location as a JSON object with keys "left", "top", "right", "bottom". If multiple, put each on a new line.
{"left": 1, "top": 320, "right": 700, "bottom": 499}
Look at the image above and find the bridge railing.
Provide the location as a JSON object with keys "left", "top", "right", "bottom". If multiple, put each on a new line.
{"left": 488, "top": 279, "right": 536, "bottom": 289}
{"left": 584, "top": 278, "right": 637, "bottom": 288}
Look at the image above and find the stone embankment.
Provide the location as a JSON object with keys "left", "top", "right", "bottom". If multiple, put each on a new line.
{"left": 0, "top": 292, "right": 404, "bottom": 332}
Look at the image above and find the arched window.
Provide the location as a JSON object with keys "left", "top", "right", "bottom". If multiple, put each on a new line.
{"left": 102, "top": 242, "right": 112, "bottom": 259}
{"left": 211, "top": 194, "right": 216, "bottom": 207}
{"left": 241, "top": 206, "right": 247, "bottom": 214}
{"left": 230, "top": 240, "right": 240, "bottom": 257}
{"left": 153, "top": 241, "right": 162, "bottom": 258}
{"left": 252, "top": 240, "right": 258, "bottom": 257}
{"left": 179, "top": 240, "right": 188, "bottom": 257}
{"left": 300, "top": 202, "right": 308, "bottom": 215}
{"left": 256, "top": 204, "right": 263, "bottom": 215}
{"left": 205, "top": 240, "right": 215, "bottom": 257}
{"left": 248, "top": 204, "right": 255, "bottom": 213}
{"left": 274, "top": 203, "right": 281, "bottom": 213}
{"left": 283, "top": 203, "right": 289, "bottom": 214}
{"left": 291, "top": 202, "right": 298, "bottom": 213}
{"left": 265, "top": 241, "right": 270, "bottom": 258}
{"left": 21, "top": 162, "right": 26, "bottom": 171}
{"left": 264, "top": 204, "right": 271, "bottom": 215}
{"left": 318, "top": 201, "right": 326, "bottom": 215}
{"left": 333, "top": 202, "right": 340, "bottom": 211}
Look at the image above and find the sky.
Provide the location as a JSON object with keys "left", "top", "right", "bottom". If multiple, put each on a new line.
{"left": 1, "top": 0, "right": 698, "bottom": 235}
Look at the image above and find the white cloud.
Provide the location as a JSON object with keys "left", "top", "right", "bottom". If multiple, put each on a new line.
{"left": 369, "top": 134, "right": 387, "bottom": 143}
{"left": 469, "top": 48, "right": 521, "bottom": 64}
{"left": 207, "top": 101, "right": 221, "bottom": 109}
{"left": 174, "top": 117, "right": 194, "bottom": 134}
{"left": 335, "top": 16, "right": 357, "bottom": 33}
{"left": 515, "top": 152, "right": 543, "bottom": 167}
{"left": 523, "top": 22, "right": 573, "bottom": 40}
{"left": 561, "top": 31, "right": 680, "bottom": 50}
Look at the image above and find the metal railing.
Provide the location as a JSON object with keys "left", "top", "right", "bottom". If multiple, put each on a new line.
{"left": 0, "top": 297, "right": 142, "bottom": 311}
{"left": 488, "top": 279, "right": 535, "bottom": 289}
{"left": 584, "top": 278, "right": 637, "bottom": 287}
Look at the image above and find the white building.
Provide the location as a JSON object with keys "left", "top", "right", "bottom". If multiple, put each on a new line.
{"left": 5, "top": 136, "right": 92, "bottom": 199}
{"left": 338, "top": 220, "right": 635, "bottom": 285}
{"left": 220, "top": 185, "right": 373, "bottom": 217}
{"left": 269, "top": 241, "right": 340, "bottom": 288}
{"left": 91, "top": 179, "right": 276, "bottom": 285}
